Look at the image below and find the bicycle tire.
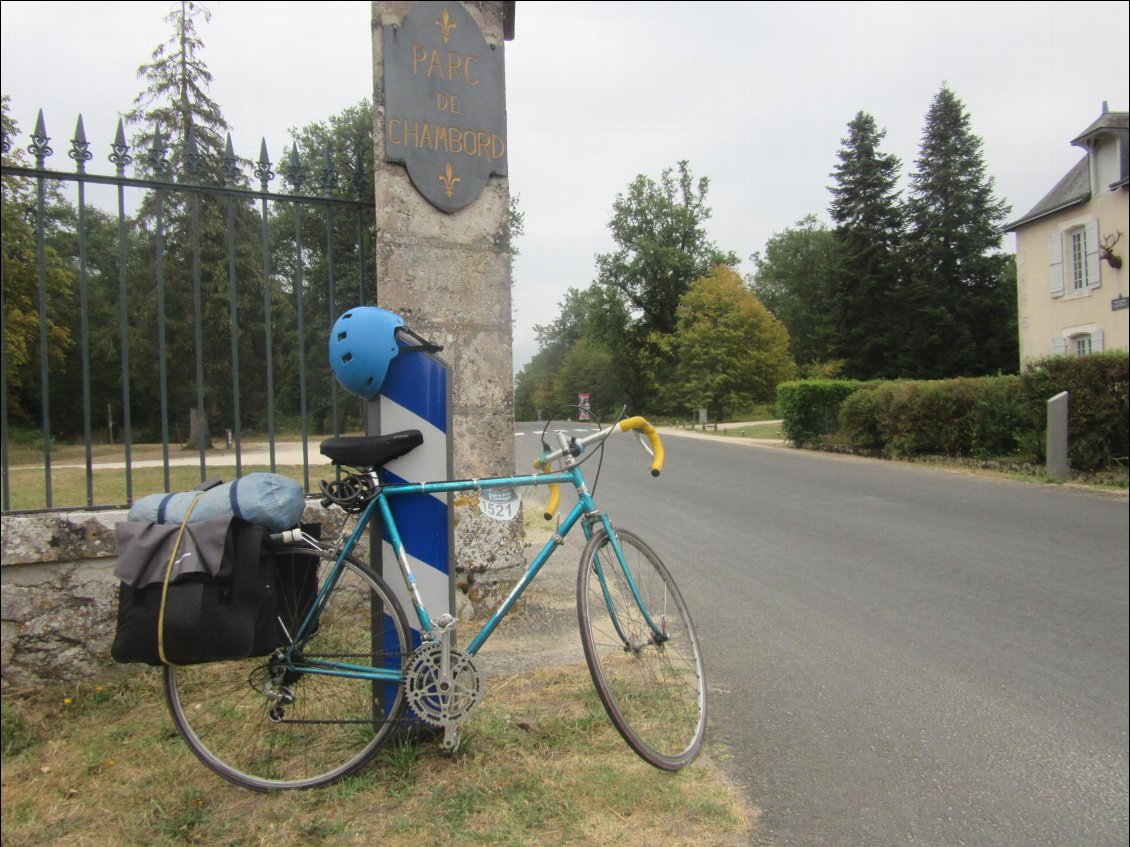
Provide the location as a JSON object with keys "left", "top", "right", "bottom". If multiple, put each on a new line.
{"left": 164, "top": 549, "right": 411, "bottom": 791}
{"left": 577, "top": 527, "right": 707, "bottom": 770}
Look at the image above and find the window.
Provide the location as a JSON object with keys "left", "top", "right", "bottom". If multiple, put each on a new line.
{"left": 1049, "top": 220, "right": 1101, "bottom": 297}
{"left": 1069, "top": 227, "right": 1088, "bottom": 291}
{"left": 1056, "top": 330, "right": 1104, "bottom": 357}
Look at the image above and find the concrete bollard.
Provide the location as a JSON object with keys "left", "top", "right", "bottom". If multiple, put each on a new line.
{"left": 1047, "top": 391, "right": 1069, "bottom": 482}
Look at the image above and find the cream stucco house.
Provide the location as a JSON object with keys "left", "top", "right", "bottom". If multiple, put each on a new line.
{"left": 1005, "top": 105, "right": 1129, "bottom": 363}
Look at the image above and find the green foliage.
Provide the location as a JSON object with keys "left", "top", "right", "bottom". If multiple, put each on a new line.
{"left": 517, "top": 161, "right": 739, "bottom": 416}
{"left": 903, "top": 85, "right": 1016, "bottom": 377}
{"left": 126, "top": 0, "right": 228, "bottom": 180}
{"left": 269, "top": 99, "right": 377, "bottom": 435}
{"left": 3, "top": 7, "right": 381, "bottom": 455}
{"left": 839, "top": 377, "right": 1025, "bottom": 458}
{"left": 759, "top": 93, "right": 1019, "bottom": 383}
{"left": 775, "top": 380, "right": 865, "bottom": 447}
{"left": 660, "top": 266, "right": 795, "bottom": 419}
{"left": 827, "top": 111, "right": 905, "bottom": 379}
{"left": 818, "top": 359, "right": 1125, "bottom": 474}
{"left": 748, "top": 215, "right": 839, "bottom": 366}
{"left": 552, "top": 338, "right": 628, "bottom": 420}
{"left": 2, "top": 98, "right": 77, "bottom": 424}
{"left": 594, "top": 160, "right": 739, "bottom": 409}
{"left": 1019, "top": 352, "right": 1129, "bottom": 471}
{"left": 595, "top": 160, "right": 738, "bottom": 338}
{"left": 515, "top": 286, "right": 631, "bottom": 420}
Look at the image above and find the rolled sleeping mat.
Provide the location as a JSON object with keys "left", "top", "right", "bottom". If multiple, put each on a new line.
{"left": 128, "top": 472, "right": 306, "bottom": 532}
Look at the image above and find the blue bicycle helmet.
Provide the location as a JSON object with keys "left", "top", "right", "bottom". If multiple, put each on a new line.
{"left": 329, "top": 307, "right": 404, "bottom": 400}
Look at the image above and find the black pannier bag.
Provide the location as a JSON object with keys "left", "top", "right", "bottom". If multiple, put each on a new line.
{"left": 111, "top": 514, "right": 279, "bottom": 665}
{"left": 272, "top": 523, "right": 322, "bottom": 643}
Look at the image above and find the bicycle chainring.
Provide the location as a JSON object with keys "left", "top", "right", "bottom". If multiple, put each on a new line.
{"left": 404, "top": 642, "right": 483, "bottom": 730}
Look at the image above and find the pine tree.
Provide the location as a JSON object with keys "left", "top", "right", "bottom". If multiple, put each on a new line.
{"left": 124, "top": 1, "right": 266, "bottom": 448}
{"left": 904, "top": 85, "right": 1016, "bottom": 377}
{"left": 827, "top": 111, "right": 906, "bottom": 379}
{"left": 127, "top": 1, "right": 227, "bottom": 183}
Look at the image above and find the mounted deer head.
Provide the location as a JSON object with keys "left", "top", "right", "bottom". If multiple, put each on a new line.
{"left": 1099, "top": 231, "right": 1123, "bottom": 269}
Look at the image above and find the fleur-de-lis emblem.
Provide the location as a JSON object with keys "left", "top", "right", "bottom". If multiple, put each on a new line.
{"left": 439, "top": 162, "right": 460, "bottom": 198}
{"left": 436, "top": 8, "right": 456, "bottom": 42}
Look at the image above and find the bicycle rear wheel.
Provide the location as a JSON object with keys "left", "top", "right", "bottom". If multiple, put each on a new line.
{"left": 165, "top": 551, "right": 410, "bottom": 791}
{"left": 577, "top": 527, "right": 707, "bottom": 770}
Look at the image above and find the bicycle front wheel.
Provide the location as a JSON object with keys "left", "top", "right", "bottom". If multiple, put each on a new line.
{"left": 577, "top": 527, "right": 707, "bottom": 770}
{"left": 165, "top": 551, "right": 411, "bottom": 791}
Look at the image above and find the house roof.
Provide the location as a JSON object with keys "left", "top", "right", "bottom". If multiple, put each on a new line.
{"left": 1004, "top": 109, "right": 1129, "bottom": 232}
{"left": 1070, "top": 110, "right": 1129, "bottom": 147}
{"left": 1003, "top": 156, "right": 1090, "bottom": 231}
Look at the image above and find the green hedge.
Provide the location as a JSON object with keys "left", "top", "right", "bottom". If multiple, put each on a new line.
{"left": 779, "top": 352, "right": 1128, "bottom": 471}
{"left": 1019, "top": 351, "right": 1129, "bottom": 471}
{"left": 775, "top": 380, "right": 867, "bottom": 447}
{"left": 839, "top": 377, "right": 1024, "bottom": 459}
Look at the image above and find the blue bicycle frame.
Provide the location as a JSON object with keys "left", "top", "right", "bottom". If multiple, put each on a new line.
{"left": 280, "top": 420, "right": 666, "bottom": 685}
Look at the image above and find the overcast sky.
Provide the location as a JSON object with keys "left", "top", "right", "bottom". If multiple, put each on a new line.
{"left": 2, "top": 1, "right": 1128, "bottom": 369}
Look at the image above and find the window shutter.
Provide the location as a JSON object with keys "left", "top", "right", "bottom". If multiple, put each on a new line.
{"left": 1084, "top": 220, "right": 1101, "bottom": 289}
{"left": 1048, "top": 233, "right": 1064, "bottom": 297}
{"left": 1051, "top": 337, "right": 1068, "bottom": 356}
{"left": 1092, "top": 330, "right": 1104, "bottom": 353}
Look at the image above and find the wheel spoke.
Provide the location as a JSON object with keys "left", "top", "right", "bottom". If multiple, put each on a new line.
{"left": 165, "top": 552, "right": 410, "bottom": 790}
{"left": 577, "top": 528, "right": 707, "bottom": 770}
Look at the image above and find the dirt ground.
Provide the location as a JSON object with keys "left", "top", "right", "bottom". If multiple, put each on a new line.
{"left": 467, "top": 523, "right": 589, "bottom": 680}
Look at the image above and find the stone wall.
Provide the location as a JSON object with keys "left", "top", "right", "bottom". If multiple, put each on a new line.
{"left": 0, "top": 504, "right": 346, "bottom": 691}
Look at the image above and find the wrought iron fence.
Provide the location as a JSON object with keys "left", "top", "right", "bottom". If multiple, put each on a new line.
{"left": 1, "top": 109, "right": 375, "bottom": 513}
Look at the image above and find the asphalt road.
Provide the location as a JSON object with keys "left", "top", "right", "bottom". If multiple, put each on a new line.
{"left": 514, "top": 422, "right": 1129, "bottom": 847}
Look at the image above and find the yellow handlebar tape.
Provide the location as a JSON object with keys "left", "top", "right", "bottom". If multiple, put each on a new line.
{"left": 533, "top": 456, "right": 560, "bottom": 520}
{"left": 617, "top": 416, "right": 665, "bottom": 476}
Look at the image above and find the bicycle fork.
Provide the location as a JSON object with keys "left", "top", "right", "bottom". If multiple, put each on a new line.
{"left": 589, "top": 518, "right": 669, "bottom": 652}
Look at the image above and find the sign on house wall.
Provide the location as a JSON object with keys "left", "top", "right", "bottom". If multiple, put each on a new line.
{"left": 383, "top": 1, "right": 508, "bottom": 212}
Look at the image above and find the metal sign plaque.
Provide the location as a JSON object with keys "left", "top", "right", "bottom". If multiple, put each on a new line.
{"left": 383, "top": 1, "right": 508, "bottom": 213}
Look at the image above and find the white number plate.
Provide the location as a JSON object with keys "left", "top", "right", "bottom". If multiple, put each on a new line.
{"left": 479, "top": 487, "right": 520, "bottom": 521}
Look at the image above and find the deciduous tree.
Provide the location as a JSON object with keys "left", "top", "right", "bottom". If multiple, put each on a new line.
{"left": 660, "top": 266, "right": 795, "bottom": 419}
{"left": 748, "top": 215, "right": 839, "bottom": 369}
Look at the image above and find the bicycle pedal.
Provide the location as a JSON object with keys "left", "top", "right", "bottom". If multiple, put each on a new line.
{"left": 441, "top": 725, "right": 461, "bottom": 753}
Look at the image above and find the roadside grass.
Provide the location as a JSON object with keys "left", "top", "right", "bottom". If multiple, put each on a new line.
{"left": 0, "top": 668, "right": 754, "bottom": 847}
{"left": 716, "top": 422, "right": 784, "bottom": 440}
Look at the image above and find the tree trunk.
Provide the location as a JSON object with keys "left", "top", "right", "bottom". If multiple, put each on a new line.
{"left": 186, "top": 406, "right": 212, "bottom": 450}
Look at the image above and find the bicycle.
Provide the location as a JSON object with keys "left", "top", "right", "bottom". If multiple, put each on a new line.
{"left": 162, "top": 413, "right": 707, "bottom": 791}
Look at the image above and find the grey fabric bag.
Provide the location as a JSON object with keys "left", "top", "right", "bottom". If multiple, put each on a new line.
{"left": 110, "top": 515, "right": 279, "bottom": 666}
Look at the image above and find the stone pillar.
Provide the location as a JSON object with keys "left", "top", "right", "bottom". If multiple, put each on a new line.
{"left": 371, "top": 1, "right": 522, "bottom": 614}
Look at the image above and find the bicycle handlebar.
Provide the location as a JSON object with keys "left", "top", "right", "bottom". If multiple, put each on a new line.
{"left": 615, "top": 416, "right": 665, "bottom": 477}
{"left": 533, "top": 416, "right": 664, "bottom": 519}
{"left": 533, "top": 455, "right": 560, "bottom": 520}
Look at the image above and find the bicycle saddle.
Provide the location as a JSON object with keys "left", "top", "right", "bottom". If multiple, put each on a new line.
{"left": 318, "top": 430, "right": 423, "bottom": 468}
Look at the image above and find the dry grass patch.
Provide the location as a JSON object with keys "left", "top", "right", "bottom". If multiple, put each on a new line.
{"left": 2, "top": 665, "right": 754, "bottom": 847}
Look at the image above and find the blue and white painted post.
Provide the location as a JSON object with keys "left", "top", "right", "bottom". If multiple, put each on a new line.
{"left": 366, "top": 334, "right": 454, "bottom": 645}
